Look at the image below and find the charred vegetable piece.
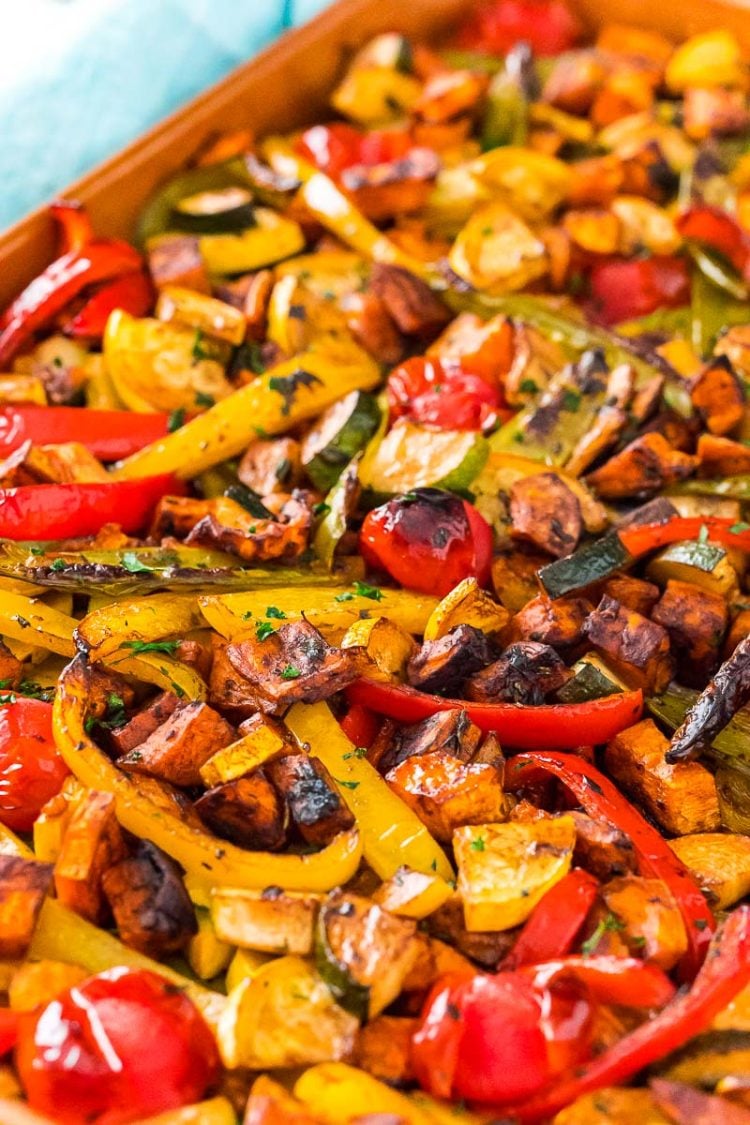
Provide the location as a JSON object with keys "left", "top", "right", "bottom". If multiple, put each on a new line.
{"left": 466, "top": 642, "right": 572, "bottom": 705}
{"left": 509, "top": 472, "right": 583, "bottom": 558}
{"left": 538, "top": 531, "right": 633, "bottom": 600}
{"left": 53, "top": 789, "right": 127, "bottom": 924}
{"left": 407, "top": 625, "right": 496, "bottom": 695}
{"left": 669, "top": 638, "right": 750, "bottom": 761}
{"left": 194, "top": 773, "right": 289, "bottom": 851}
{"left": 386, "top": 749, "right": 506, "bottom": 842}
{"left": 265, "top": 754, "right": 356, "bottom": 846}
{"left": 101, "top": 840, "right": 197, "bottom": 956}
{"left": 584, "top": 595, "right": 674, "bottom": 694}
{"left": 300, "top": 391, "right": 381, "bottom": 492}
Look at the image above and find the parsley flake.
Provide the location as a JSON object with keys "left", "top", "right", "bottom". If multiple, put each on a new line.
{"left": 121, "top": 639, "right": 180, "bottom": 656}
{"left": 121, "top": 552, "right": 154, "bottom": 574}
{"left": 353, "top": 580, "right": 384, "bottom": 602}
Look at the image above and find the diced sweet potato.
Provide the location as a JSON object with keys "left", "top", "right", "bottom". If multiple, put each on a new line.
{"left": 467, "top": 641, "right": 572, "bottom": 705}
{"left": 697, "top": 433, "right": 750, "bottom": 478}
{"left": 266, "top": 754, "right": 355, "bottom": 846}
{"left": 652, "top": 578, "right": 728, "bottom": 686}
{"left": 570, "top": 811, "right": 637, "bottom": 880}
{"left": 342, "top": 150, "right": 439, "bottom": 222}
{"left": 512, "top": 594, "right": 592, "bottom": 650}
{"left": 605, "top": 719, "right": 720, "bottom": 835}
{"left": 425, "top": 895, "right": 514, "bottom": 968}
{"left": 101, "top": 840, "right": 197, "bottom": 957}
{"left": 53, "top": 790, "right": 126, "bottom": 924}
{"left": 378, "top": 709, "right": 483, "bottom": 775}
{"left": 174, "top": 638, "right": 213, "bottom": 682}
{"left": 509, "top": 472, "right": 583, "bottom": 558}
{"left": 402, "top": 932, "right": 478, "bottom": 989}
{"left": 691, "top": 356, "right": 746, "bottom": 436}
{"left": 543, "top": 51, "right": 607, "bottom": 113}
{"left": 147, "top": 233, "right": 210, "bottom": 293}
{"left": 492, "top": 549, "right": 550, "bottom": 613}
{"left": 669, "top": 832, "right": 750, "bottom": 909}
{"left": 369, "top": 264, "right": 450, "bottom": 338}
{"left": 227, "top": 619, "right": 359, "bottom": 715}
{"left": 353, "top": 1016, "right": 417, "bottom": 1086}
{"left": 586, "top": 433, "right": 698, "bottom": 499}
{"left": 407, "top": 625, "right": 495, "bottom": 696}
{"left": 107, "top": 691, "right": 180, "bottom": 756}
{"left": 238, "top": 437, "right": 302, "bottom": 496}
{"left": 386, "top": 749, "right": 506, "bottom": 842}
{"left": 117, "top": 701, "right": 235, "bottom": 788}
{"left": 194, "top": 773, "right": 289, "bottom": 851}
{"left": 342, "top": 291, "right": 404, "bottom": 366}
{"left": 583, "top": 595, "right": 674, "bottom": 693}
{"left": 602, "top": 575, "right": 660, "bottom": 617}
{"left": 0, "top": 855, "right": 53, "bottom": 958}
{"left": 208, "top": 636, "right": 259, "bottom": 719}
{"left": 603, "top": 875, "right": 688, "bottom": 970}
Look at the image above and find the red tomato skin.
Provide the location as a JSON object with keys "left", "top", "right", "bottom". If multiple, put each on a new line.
{"left": 16, "top": 968, "right": 219, "bottom": 1125}
{"left": 359, "top": 490, "right": 493, "bottom": 597}
{"left": 295, "top": 124, "right": 363, "bottom": 178}
{"left": 457, "top": 0, "right": 581, "bottom": 56}
{"left": 0, "top": 700, "right": 69, "bottom": 832}
{"left": 387, "top": 357, "right": 501, "bottom": 431}
{"left": 588, "top": 256, "right": 689, "bottom": 326}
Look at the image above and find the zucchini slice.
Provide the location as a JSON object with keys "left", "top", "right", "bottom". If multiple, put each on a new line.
{"left": 360, "top": 419, "right": 489, "bottom": 500}
{"left": 556, "top": 653, "right": 626, "bottom": 703}
{"left": 199, "top": 208, "right": 305, "bottom": 275}
{"left": 172, "top": 186, "right": 256, "bottom": 234}
{"left": 137, "top": 161, "right": 250, "bottom": 246}
{"left": 646, "top": 540, "right": 740, "bottom": 598}
{"left": 302, "top": 392, "right": 382, "bottom": 492}
{"left": 538, "top": 531, "right": 632, "bottom": 600}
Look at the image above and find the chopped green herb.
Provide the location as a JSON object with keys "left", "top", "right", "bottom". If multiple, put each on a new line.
{"left": 580, "top": 913, "right": 624, "bottom": 956}
{"left": 519, "top": 378, "right": 539, "bottom": 395}
{"left": 121, "top": 552, "right": 155, "bottom": 574}
{"left": 562, "top": 389, "right": 581, "bottom": 413}
{"left": 336, "top": 779, "right": 360, "bottom": 790}
{"left": 343, "top": 747, "right": 368, "bottom": 760}
{"left": 334, "top": 592, "right": 355, "bottom": 603}
{"left": 29, "top": 545, "right": 45, "bottom": 557}
{"left": 49, "top": 558, "right": 67, "bottom": 572}
{"left": 353, "top": 580, "right": 384, "bottom": 602}
{"left": 191, "top": 329, "right": 210, "bottom": 362}
{"left": 194, "top": 391, "right": 216, "bottom": 408}
{"left": 268, "top": 369, "right": 323, "bottom": 416}
{"left": 731, "top": 522, "right": 750, "bottom": 534}
{"left": 470, "top": 836, "right": 485, "bottom": 852}
{"left": 313, "top": 501, "right": 331, "bottom": 517}
{"left": 242, "top": 610, "right": 253, "bottom": 621}
{"left": 698, "top": 524, "right": 710, "bottom": 544}
{"left": 266, "top": 606, "right": 287, "bottom": 620}
{"left": 255, "top": 620, "right": 276, "bottom": 642}
{"left": 167, "top": 407, "right": 186, "bottom": 432}
{"left": 120, "top": 639, "right": 180, "bottom": 656}
{"left": 280, "top": 664, "right": 301, "bottom": 680}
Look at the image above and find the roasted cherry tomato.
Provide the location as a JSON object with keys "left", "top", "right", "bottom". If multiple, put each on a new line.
{"left": 16, "top": 968, "right": 219, "bottom": 1124}
{"left": 456, "top": 0, "right": 581, "bottom": 56}
{"left": 387, "top": 357, "right": 503, "bottom": 431}
{"left": 588, "top": 256, "right": 690, "bottom": 326}
{"left": 0, "top": 699, "right": 69, "bottom": 833}
{"left": 359, "top": 488, "right": 493, "bottom": 597}
{"left": 677, "top": 205, "right": 750, "bottom": 281}
{"left": 297, "top": 125, "right": 415, "bottom": 179}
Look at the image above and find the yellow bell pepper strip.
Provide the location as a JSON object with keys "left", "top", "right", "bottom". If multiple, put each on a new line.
{"left": 76, "top": 592, "right": 206, "bottom": 660}
{"left": 285, "top": 701, "right": 454, "bottom": 881}
{"left": 0, "top": 590, "right": 76, "bottom": 657}
{"left": 110, "top": 342, "right": 380, "bottom": 481}
{"left": 294, "top": 1064, "right": 435, "bottom": 1125}
{"left": 0, "top": 374, "right": 47, "bottom": 406}
{"left": 29, "top": 898, "right": 226, "bottom": 1031}
{"left": 53, "top": 654, "right": 363, "bottom": 892}
{"left": 106, "top": 650, "right": 207, "bottom": 702}
{"left": 199, "top": 586, "right": 438, "bottom": 643}
{"left": 135, "top": 1097, "right": 237, "bottom": 1125}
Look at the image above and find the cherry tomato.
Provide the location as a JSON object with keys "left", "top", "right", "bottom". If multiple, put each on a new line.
{"left": 387, "top": 357, "right": 503, "bottom": 431}
{"left": 296, "top": 123, "right": 363, "bottom": 178}
{"left": 358, "top": 129, "right": 414, "bottom": 166}
{"left": 588, "top": 256, "right": 690, "bottom": 326}
{"left": 360, "top": 488, "right": 493, "bottom": 597}
{"left": 677, "top": 205, "right": 750, "bottom": 281}
{"left": 16, "top": 968, "right": 219, "bottom": 1124}
{"left": 0, "top": 699, "right": 69, "bottom": 832}
{"left": 456, "top": 0, "right": 581, "bottom": 56}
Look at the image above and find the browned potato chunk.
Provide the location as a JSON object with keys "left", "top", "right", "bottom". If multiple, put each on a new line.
{"left": 652, "top": 578, "right": 728, "bottom": 686}
{"left": 212, "top": 886, "right": 320, "bottom": 954}
{"left": 691, "top": 356, "right": 746, "bottom": 436}
{"left": 266, "top": 754, "right": 355, "bottom": 846}
{"left": 353, "top": 1016, "right": 417, "bottom": 1086}
{"left": 509, "top": 472, "right": 583, "bottom": 558}
{"left": 386, "top": 749, "right": 506, "bottom": 842}
{"left": 0, "top": 855, "right": 53, "bottom": 958}
{"left": 369, "top": 264, "right": 450, "bottom": 338}
{"left": 101, "top": 840, "right": 197, "bottom": 957}
{"left": 603, "top": 875, "right": 688, "bottom": 970}
{"left": 108, "top": 691, "right": 180, "bottom": 755}
{"left": 583, "top": 595, "right": 674, "bottom": 693}
{"left": 117, "top": 701, "right": 235, "bottom": 787}
{"left": 194, "top": 773, "right": 288, "bottom": 850}
{"left": 570, "top": 811, "right": 637, "bottom": 880}
{"left": 605, "top": 719, "right": 720, "bottom": 835}
{"left": 602, "top": 575, "right": 660, "bottom": 617}
{"left": 407, "top": 625, "right": 495, "bottom": 696}
{"left": 511, "top": 594, "right": 592, "bottom": 649}
{"left": 697, "top": 433, "right": 750, "bottom": 477}
{"left": 492, "top": 550, "right": 548, "bottom": 612}
{"left": 669, "top": 832, "right": 750, "bottom": 909}
{"left": 238, "top": 436, "right": 301, "bottom": 495}
{"left": 54, "top": 790, "right": 127, "bottom": 924}
{"left": 466, "top": 642, "right": 572, "bottom": 705}
{"left": 586, "top": 433, "right": 698, "bottom": 499}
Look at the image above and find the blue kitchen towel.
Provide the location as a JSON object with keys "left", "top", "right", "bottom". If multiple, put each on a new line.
{"left": 0, "top": 0, "right": 330, "bottom": 231}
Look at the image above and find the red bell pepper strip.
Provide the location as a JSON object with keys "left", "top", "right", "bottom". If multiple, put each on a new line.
{"left": 50, "top": 200, "right": 95, "bottom": 255}
{"left": 619, "top": 516, "right": 750, "bottom": 560}
{"left": 588, "top": 256, "right": 689, "bottom": 327}
{"left": 339, "top": 703, "right": 380, "bottom": 750}
{"left": 506, "top": 752, "right": 715, "bottom": 979}
{"left": 455, "top": 0, "right": 581, "bottom": 56}
{"left": 526, "top": 955, "right": 675, "bottom": 1010}
{"left": 0, "top": 473, "right": 182, "bottom": 540}
{"left": 0, "top": 1008, "right": 19, "bottom": 1057}
{"left": 504, "top": 906, "right": 750, "bottom": 1121}
{"left": 0, "top": 240, "right": 143, "bottom": 368}
{"left": 346, "top": 678, "right": 644, "bottom": 748}
{"left": 0, "top": 406, "right": 169, "bottom": 462}
{"left": 66, "top": 270, "right": 154, "bottom": 339}
{"left": 677, "top": 205, "right": 750, "bottom": 281}
{"left": 502, "top": 868, "right": 598, "bottom": 968}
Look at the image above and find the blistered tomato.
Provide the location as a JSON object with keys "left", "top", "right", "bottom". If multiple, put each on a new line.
{"left": 0, "top": 698, "right": 69, "bottom": 832}
{"left": 360, "top": 488, "right": 493, "bottom": 597}
{"left": 387, "top": 357, "right": 503, "bottom": 431}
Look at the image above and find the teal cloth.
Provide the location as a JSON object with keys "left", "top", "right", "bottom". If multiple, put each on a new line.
{"left": 1, "top": 0, "right": 330, "bottom": 230}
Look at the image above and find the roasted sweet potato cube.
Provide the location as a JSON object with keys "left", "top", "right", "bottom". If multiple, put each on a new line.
{"left": 53, "top": 790, "right": 126, "bottom": 924}
{"left": 238, "top": 437, "right": 302, "bottom": 496}
{"left": 117, "top": 701, "right": 235, "bottom": 787}
{"left": 342, "top": 291, "right": 404, "bottom": 367}
{"left": 0, "top": 855, "right": 53, "bottom": 958}
{"left": 602, "top": 576, "right": 660, "bottom": 617}
{"left": 342, "top": 151, "right": 439, "bottom": 222}
{"left": 543, "top": 51, "right": 607, "bottom": 113}
{"left": 511, "top": 594, "right": 592, "bottom": 649}
{"left": 194, "top": 773, "right": 288, "bottom": 851}
{"left": 652, "top": 579, "right": 728, "bottom": 686}
{"left": 386, "top": 749, "right": 506, "bottom": 842}
{"left": 424, "top": 895, "right": 514, "bottom": 968}
{"left": 378, "top": 709, "right": 483, "bottom": 775}
{"left": 605, "top": 719, "right": 720, "bottom": 835}
{"left": 407, "top": 625, "right": 495, "bottom": 695}
{"left": 147, "top": 233, "right": 210, "bottom": 293}
{"left": 697, "top": 433, "right": 750, "bottom": 478}
{"left": 509, "top": 472, "right": 583, "bottom": 558}
{"left": 353, "top": 1016, "right": 417, "bottom": 1086}
{"left": 669, "top": 832, "right": 750, "bottom": 910}
{"left": 603, "top": 875, "right": 687, "bottom": 970}
{"left": 107, "top": 691, "right": 180, "bottom": 756}
{"left": 691, "top": 356, "right": 746, "bottom": 436}
{"left": 570, "top": 811, "right": 637, "bottom": 880}
{"left": 227, "top": 620, "right": 359, "bottom": 715}
{"left": 492, "top": 549, "right": 549, "bottom": 613}
{"left": 208, "top": 636, "right": 259, "bottom": 719}
{"left": 466, "top": 642, "right": 572, "bottom": 705}
{"left": 402, "top": 932, "right": 478, "bottom": 989}
{"left": 586, "top": 433, "right": 698, "bottom": 499}
{"left": 101, "top": 840, "right": 197, "bottom": 957}
{"left": 583, "top": 595, "right": 674, "bottom": 693}
{"left": 266, "top": 754, "right": 355, "bottom": 846}
{"left": 369, "top": 264, "right": 450, "bottom": 338}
